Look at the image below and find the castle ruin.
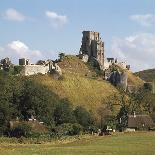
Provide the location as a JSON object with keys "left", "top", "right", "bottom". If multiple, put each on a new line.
{"left": 79, "top": 31, "right": 104, "bottom": 69}
{"left": 79, "top": 31, "right": 130, "bottom": 90}
{"left": 19, "top": 58, "right": 62, "bottom": 76}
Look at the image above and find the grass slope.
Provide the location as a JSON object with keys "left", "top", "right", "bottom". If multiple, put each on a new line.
{"left": 1, "top": 132, "right": 155, "bottom": 155}
{"left": 135, "top": 69, "right": 155, "bottom": 82}
{"left": 128, "top": 70, "right": 144, "bottom": 87}
{"left": 30, "top": 56, "right": 143, "bottom": 115}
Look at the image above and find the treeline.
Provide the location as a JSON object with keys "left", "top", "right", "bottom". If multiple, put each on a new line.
{"left": 1, "top": 70, "right": 155, "bottom": 138}
{"left": 0, "top": 71, "right": 95, "bottom": 137}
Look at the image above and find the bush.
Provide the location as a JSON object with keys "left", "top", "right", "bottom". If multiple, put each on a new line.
{"left": 54, "top": 123, "right": 83, "bottom": 137}
{"left": 72, "top": 123, "right": 83, "bottom": 135}
{"left": 73, "top": 106, "right": 94, "bottom": 130}
{"left": 54, "top": 99, "right": 76, "bottom": 125}
{"left": 9, "top": 123, "right": 32, "bottom": 138}
{"left": 13, "top": 66, "right": 23, "bottom": 75}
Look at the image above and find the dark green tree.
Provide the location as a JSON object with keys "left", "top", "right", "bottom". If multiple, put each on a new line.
{"left": 54, "top": 99, "right": 75, "bottom": 125}
{"left": 73, "top": 106, "right": 94, "bottom": 129}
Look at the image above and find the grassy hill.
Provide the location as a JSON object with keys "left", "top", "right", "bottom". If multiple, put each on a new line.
{"left": 127, "top": 70, "right": 144, "bottom": 86}
{"left": 31, "top": 56, "right": 119, "bottom": 114}
{"left": 135, "top": 69, "right": 155, "bottom": 82}
{"left": 29, "top": 55, "right": 143, "bottom": 117}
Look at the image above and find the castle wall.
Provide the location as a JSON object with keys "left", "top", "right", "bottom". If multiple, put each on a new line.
{"left": 21, "top": 65, "right": 50, "bottom": 76}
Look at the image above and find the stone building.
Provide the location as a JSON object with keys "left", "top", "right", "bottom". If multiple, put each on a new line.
{"left": 19, "top": 58, "right": 62, "bottom": 76}
{"left": 79, "top": 31, "right": 104, "bottom": 69}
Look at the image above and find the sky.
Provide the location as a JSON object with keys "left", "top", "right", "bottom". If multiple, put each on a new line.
{"left": 0, "top": 0, "right": 155, "bottom": 71}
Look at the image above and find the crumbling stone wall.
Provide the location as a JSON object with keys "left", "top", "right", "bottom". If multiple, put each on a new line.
{"left": 19, "top": 58, "right": 62, "bottom": 76}
{"left": 20, "top": 65, "right": 50, "bottom": 76}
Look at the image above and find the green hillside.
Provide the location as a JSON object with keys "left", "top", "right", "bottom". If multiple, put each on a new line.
{"left": 0, "top": 55, "right": 144, "bottom": 123}
{"left": 135, "top": 69, "right": 155, "bottom": 82}
{"left": 31, "top": 55, "right": 144, "bottom": 115}
{"left": 31, "top": 56, "right": 119, "bottom": 114}
{"left": 0, "top": 55, "right": 147, "bottom": 136}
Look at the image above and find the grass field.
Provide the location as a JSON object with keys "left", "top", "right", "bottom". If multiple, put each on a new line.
{"left": 0, "top": 132, "right": 155, "bottom": 155}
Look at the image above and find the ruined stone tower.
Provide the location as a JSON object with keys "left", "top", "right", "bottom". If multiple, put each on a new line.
{"left": 80, "top": 31, "right": 104, "bottom": 69}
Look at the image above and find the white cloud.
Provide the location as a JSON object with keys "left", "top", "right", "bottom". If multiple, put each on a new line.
{"left": 130, "top": 14, "right": 155, "bottom": 27}
{"left": 0, "top": 41, "right": 43, "bottom": 64}
{"left": 111, "top": 33, "right": 155, "bottom": 71}
{"left": 3, "top": 8, "right": 26, "bottom": 22}
{"left": 45, "top": 11, "right": 68, "bottom": 28}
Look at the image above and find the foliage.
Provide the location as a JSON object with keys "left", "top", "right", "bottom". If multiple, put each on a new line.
{"left": 18, "top": 79, "right": 59, "bottom": 126}
{"left": 58, "top": 53, "right": 65, "bottom": 61}
{"left": 54, "top": 99, "right": 76, "bottom": 125}
{"left": 54, "top": 123, "right": 83, "bottom": 136}
{"left": 0, "top": 102, "right": 12, "bottom": 135}
{"left": 13, "top": 66, "right": 23, "bottom": 75}
{"left": 73, "top": 106, "right": 94, "bottom": 129}
{"left": 9, "top": 123, "right": 32, "bottom": 138}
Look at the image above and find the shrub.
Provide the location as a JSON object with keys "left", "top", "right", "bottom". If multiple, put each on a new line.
{"left": 13, "top": 66, "right": 23, "bottom": 75}
{"left": 72, "top": 123, "right": 83, "bottom": 135}
{"left": 54, "top": 99, "right": 76, "bottom": 125}
{"left": 54, "top": 123, "right": 83, "bottom": 137}
{"left": 73, "top": 106, "right": 94, "bottom": 130}
{"left": 9, "top": 123, "right": 32, "bottom": 138}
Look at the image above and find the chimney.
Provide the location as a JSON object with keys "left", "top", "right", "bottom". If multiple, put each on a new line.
{"left": 133, "top": 111, "right": 136, "bottom": 118}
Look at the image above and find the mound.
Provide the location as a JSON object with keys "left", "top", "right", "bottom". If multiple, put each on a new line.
{"left": 30, "top": 56, "right": 144, "bottom": 116}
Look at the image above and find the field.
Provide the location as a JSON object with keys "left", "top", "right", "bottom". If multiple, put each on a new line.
{"left": 0, "top": 132, "right": 155, "bottom": 155}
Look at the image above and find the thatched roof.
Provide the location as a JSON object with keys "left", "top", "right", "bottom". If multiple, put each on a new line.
{"left": 128, "top": 115, "right": 154, "bottom": 129}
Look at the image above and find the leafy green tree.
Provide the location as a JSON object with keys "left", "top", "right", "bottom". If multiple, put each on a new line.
{"left": 73, "top": 106, "right": 94, "bottom": 129}
{"left": 0, "top": 75, "right": 21, "bottom": 134}
{"left": 54, "top": 99, "right": 75, "bottom": 125}
{"left": 19, "top": 79, "right": 59, "bottom": 125}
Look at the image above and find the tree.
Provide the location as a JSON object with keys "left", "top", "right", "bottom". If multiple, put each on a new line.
{"left": 18, "top": 79, "right": 58, "bottom": 126}
{"left": 54, "top": 99, "right": 75, "bottom": 125}
{"left": 0, "top": 102, "right": 13, "bottom": 135}
{"left": 73, "top": 106, "right": 94, "bottom": 129}
{"left": 58, "top": 53, "right": 65, "bottom": 61}
{"left": 0, "top": 75, "right": 21, "bottom": 135}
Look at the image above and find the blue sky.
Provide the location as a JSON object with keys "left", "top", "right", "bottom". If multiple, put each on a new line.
{"left": 1, "top": 0, "right": 155, "bottom": 71}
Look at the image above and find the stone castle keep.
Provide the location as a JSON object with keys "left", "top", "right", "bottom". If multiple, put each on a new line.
{"left": 79, "top": 31, "right": 130, "bottom": 71}
{"left": 79, "top": 31, "right": 104, "bottom": 69}
{"left": 79, "top": 31, "right": 130, "bottom": 90}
